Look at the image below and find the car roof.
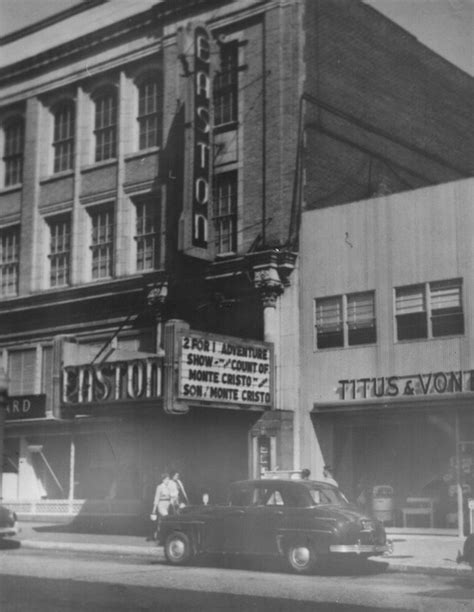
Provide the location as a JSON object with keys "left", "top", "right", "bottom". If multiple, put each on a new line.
{"left": 231, "top": 479, "right": 334, "bottom": 488}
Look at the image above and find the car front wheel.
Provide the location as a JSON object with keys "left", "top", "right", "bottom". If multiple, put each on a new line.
{"left": 286, "top": 543, "right": 317, "bottom": 574}
{"left": 164, "top": 532, "right": 193, "bottom": 565}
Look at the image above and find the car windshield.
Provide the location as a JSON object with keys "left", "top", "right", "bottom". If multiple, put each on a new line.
{"left": 306, "top": 483, "right": 350, "bottom": 507}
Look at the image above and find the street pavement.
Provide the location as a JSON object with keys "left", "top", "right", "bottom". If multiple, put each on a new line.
{"left": 6, "top": 520, "right": 473, "bottom": 577}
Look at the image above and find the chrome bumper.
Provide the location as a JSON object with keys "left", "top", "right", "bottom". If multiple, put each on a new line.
{"left": 330, "top": 542, "right": 392, "bottom": 555}
{"left": 0, "top": 522, "right": 19, "bottom": 537}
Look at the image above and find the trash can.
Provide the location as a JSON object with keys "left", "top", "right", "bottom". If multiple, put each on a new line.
{"left": 372, "top": 485, "right": 394, "bottom": 524}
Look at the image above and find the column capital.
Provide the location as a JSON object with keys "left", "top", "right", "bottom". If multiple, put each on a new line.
{"left": 254, "top": 267, "right": 284, "bottom": 308}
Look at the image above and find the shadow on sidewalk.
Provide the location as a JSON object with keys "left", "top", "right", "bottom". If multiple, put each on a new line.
{"left": 33, "top": 513, "right": 149, "bottom": 537}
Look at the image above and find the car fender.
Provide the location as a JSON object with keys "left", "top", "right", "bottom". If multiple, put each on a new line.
{"left": 161, "top": 520, "right": 205, "bottom": 554}
{"left": 276, "top": 527, "right": 334, "bottom": 557}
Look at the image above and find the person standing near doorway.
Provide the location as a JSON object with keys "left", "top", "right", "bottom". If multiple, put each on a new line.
{"left": 170, "top": 470, "right": 189, "bottom": 512}
{"left": 150, "top": 472, "right": 172, "bottom": 539}
{"left": 323, "top": 465, "right": 338, "bottom": 487}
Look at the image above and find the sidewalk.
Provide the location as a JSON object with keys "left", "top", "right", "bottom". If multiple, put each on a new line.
{"left": 8, "top": 521, "right": 474, "bottom": 577}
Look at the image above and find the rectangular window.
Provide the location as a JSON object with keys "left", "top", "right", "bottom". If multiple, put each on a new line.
{"left": 8, "top": 348, "right": 37, "bottom": 395}
{"left": 395, "top": 279, "right": 464, "bottom": 340}
{"left": 138, "top": 80, "right": 161, "bottom": 150}
{"left": 430, "top": 279, "right": 464, "bottom": 337}
{"left": 48, "top": 216, "right": 70, "bottom": 287}
{"left": 90, "top": 207, "right": 114, "bottom": 279}
{"left": 315, "top": 296, "right": 343, "bottom": 349}
{"left": 53, "top": 103, "right": 75, "bottom": 173}
{"left": 135, "top": 199, "right": 159, "bottom": 271}
{"left": 0, "top": 226, "right": 20, "bottom": 296}
{"left": 3, "top": 119, "right": 24, "bottom": 186}
{"left": 94, "top": 91, "right": 117, "bottom": 162}
{"left": 213, "top": 172, "right": 237, "bottom": 254}
{"left": 315, "top": 292, "right": 376, "bottom": 349}
{"left": 347, "top": 292, "right": 376, "bottom": 346}
{"left": 213, "top": 43, "right": 238, "bottom": 127}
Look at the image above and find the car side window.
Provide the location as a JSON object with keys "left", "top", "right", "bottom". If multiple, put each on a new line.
{"left": 265, "top": 489, "right": 284, "bottom": 506}
{"left": 229, "top": 487, "right": 253, "bottom": 506}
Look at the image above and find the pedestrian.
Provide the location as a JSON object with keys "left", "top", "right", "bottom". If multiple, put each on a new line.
{"left": 169, "top": 470, "right": 189, "bottom": 513}
{"left": 301, "top": 468, "right": 311, "bottom": 480}
{"left": 323, "top": 465, "right": 338, "bottom": 487}
{"left": 150, "top": 472, "right": 172, "bottom": 539}
{"left": 201, "top": 489, "right": 210, "bottom": 505}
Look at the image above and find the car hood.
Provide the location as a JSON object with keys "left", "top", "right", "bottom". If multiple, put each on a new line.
{"left": 310, "top": 503, "right": 370, "bottom": 522}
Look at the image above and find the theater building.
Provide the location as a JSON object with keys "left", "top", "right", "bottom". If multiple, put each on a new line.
{"left": 0, "top": 0, "right": 472, "bottom": 521}
{"left": 300, "top": 179, "right": 474, "bottom": 533}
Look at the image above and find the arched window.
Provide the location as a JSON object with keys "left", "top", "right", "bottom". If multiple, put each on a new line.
{"left": 93, "top": 89, "right": 117, "bottom": 162}
{"left": 3, "top": 117, "right": 24, "bottom": 186}
{"left": 53, "top": 101, "right": 75, "bottom": 173}
{"left": 137, "top": 79, "right": 161, "bottom": 150}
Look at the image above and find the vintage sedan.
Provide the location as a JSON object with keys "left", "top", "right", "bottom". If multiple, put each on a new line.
{"left": 159, "top": 479, "right": 390, "bottom": 573}
{"left": 0, "top": 504, "right": 18, "bottom": 540}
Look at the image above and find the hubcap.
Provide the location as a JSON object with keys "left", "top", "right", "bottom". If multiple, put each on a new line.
{"left": 169, "top": 538, "right": 186, "bottom": 560}
{"left": 291, "top": 546, "right": 311, "bottom": 568}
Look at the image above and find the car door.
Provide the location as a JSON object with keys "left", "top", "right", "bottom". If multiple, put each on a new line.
{"left": 220, "top": 483, "right": 254, "bottom": 553}
{"left": 244, "top": 485, "right": 286, "bottom": 555}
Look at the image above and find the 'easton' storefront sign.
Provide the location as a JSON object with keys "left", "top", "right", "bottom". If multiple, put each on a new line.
{"left": 339, "top": 370, "right": 474, "bottom": 401}
{"left": 62, "top": 358, "right": 162, "bottom": 405}
{"left": 178, "top": 332, "right": 273, "bottom": 407}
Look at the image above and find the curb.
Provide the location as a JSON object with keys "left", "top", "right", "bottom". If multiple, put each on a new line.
{"left": 17, "top": 539, "right": 474, "bottom": 576}
{"left": 372, "top": 558, "right": 473, "bottom": 577}
{"left": 19, "top": 539, "right": 163, "bottom": 558}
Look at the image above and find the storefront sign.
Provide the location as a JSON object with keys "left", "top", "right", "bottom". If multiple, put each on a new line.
{"left": 62, "top": 358, "right": 162, "bottom": 405}
{"left": 178, "top": 22, "right": 213, "bottom": 259}
{"left": 178, "top": 332, "right": 273, "bottom": 407}
{"left": 5, "top": 395, "right": 47, "bottom": 420}
{"left": 338, "top": 369, "right": 474, "bottom": 400}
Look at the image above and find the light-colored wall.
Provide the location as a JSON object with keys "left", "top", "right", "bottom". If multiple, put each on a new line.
{"left": 299, "top": 178, "right": 474, "bottom": 472}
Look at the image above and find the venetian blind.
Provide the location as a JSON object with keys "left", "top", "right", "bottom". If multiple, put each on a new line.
{"left": 8, "top": 348, "right": 37, "bottom": 395}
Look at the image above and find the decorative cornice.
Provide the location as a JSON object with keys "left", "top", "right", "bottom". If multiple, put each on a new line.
{"left": 0, "top": 0, "right": 232, "bottom": 87}
{"left": 0, "top": 0, "right": 107, "bottom": 45}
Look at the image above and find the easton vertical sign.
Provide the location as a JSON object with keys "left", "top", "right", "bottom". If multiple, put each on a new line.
{"left": 178, "top": 22, "right": 214, "bottom": 259}
{"left": 178, "top": 332, "right": 273, "bottom": 408}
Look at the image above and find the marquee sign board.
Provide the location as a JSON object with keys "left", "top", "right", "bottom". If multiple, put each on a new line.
{"left": 177, "top": 331, "right": 273, "bottom": 408}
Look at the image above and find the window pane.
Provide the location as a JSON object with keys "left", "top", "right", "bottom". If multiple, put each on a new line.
{"left": 213, "top": 43, "right": 238, "bottom": 126}
{"left": 315, "top": 296, "right": 343, "bottom": 348}
{"left": 430, "top": 279, "right": 464, "bottom": 337}
{"left": 213, "top": 172, "right": 237, "bottom": 254}
{"left": 49, "top": 216, "right": 71, "bottom": 287}
{"left": 53, "top": 103, "right": 75, "bottom": 173}
{"left": 347, "top": 292, "right": 376, "bottom": 345}
{"left": 396, "top": 285, "right": 427, "bottom": 340}
{"left": 0, "top": 226, "right": 19, "bottom": 296}
{"left": 3, "top": 119, "right": 24, "bottom": 186}
{"left": 138, "top": 80, "right": 161, "bottom": 149}
{"left": 94, "top": 91, "right": 117, "bottom": 162}
{"left": 90, "top": 208, "right": 114, "bottom": 278}
{"left": 135, "top": 199, "right": 159, "bottom": 271}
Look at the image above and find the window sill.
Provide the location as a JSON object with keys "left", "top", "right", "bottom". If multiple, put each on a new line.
{"left": 314, "top": 343, "right": 377, "bottom": 353}
{"left": 40, "top": 170, "right": 74, "bottom": 184}
{"left": 0, "top": 184, "right": 22, "bottom": 195}
{"left": 125, "top": 147, "right": 160, "bottom": 161}
{"left": 81, "top": 159, "right": 117, "bottom": 173}
{"left": 395, "top": 334, "right": 464, "bottom": 344}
